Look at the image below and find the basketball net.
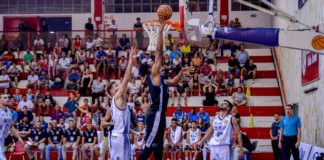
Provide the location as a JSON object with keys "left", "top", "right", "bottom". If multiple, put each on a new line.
{"left": 143, "top": 20, "right": 172, "bottom": 51}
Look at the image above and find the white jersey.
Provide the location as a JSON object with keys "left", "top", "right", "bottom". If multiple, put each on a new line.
{"left": 0, "top": 107, "right": 12, "bottom": 139}
{"left": 110, "top": 97, "right": 130, "bottom": 135}
{"left": 170, "top": 126, "right": 182, "bottom": 144}
{"left": 189, "top": 128, "right": 200, "bottom": 144}
{"left": 208, "top": 114, "right": 233, "bottom": 146}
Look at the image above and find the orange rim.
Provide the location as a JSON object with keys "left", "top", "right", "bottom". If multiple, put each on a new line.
{"left": 143, "top": 20, "right": 181, "bottom": 32}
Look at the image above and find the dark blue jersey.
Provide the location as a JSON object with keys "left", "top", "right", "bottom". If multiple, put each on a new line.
{"left": 147, "top": 75, "right": 169, "bottom": 113}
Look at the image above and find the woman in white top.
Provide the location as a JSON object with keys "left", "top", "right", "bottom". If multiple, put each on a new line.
{"left": 232, "top": 86, "right": 248, "bottom": 106}
{"left": 85, "top": 37, "right": 94, "bottom": 58}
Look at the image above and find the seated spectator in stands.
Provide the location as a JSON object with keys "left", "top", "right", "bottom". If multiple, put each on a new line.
{"left": 181, "top": 41, "right": 191, "bottom": 57}
{"left": 165, "top": 34, "right": 175, "bottom": 50}
{"left": 196, "top": 108, "right": 210, "bottom": 128}
{"left": 231, "top": 106, "right": 241, "bottom": 125}
{"left": 214, "top": 69, "right": 225, "bottom": 90}
{"left": 137, "top": 109, "right": 146, "bottom": 122}
{"left": 169, "top": 45, "right": 182, "bottom": 60}
{"left": 139, "top": 53, "right": 152, "bottom": 76}
{"left": 131, "top": 121, "right": 146, "bottom": 156}
{"left": 228, "top": 55, "right": 240, "bottom": 78}
{"left": 93, "top": 34, "right": 103, "bottom": 51}
{"left": 44, "top": 42, "right": 53, "bottom": 57}
{"left": 95, "top": 47, "right": 108, "bottom": 76}
{"left": 27, "top": 71, "right": 38, "bottom": 90}
{"left": 39, "top": 115, "right": 48, "bottom": 130}
{"left": 18, "top": 95, "right": 35, "bottom": 111}
{"left": 162, "top": 54, "right": 172, "bottom": 73}
{"left": 46, "top": 119, "right": 64, "bottom": 160}
{"left": 72, "top": 34, "right": 82, "bottom": 53}
{"left": 63, "top": 120, "right": 81, "bottom": 160}
{"left": 165, "top": 118, "right": 183, "bottom": 159}
{"left": 132, "top": 60, "right": 140, "bottom": 79}
{"left": 173, "top": 81, "right": 188, "bottom": 106}
{"left": 220, "top": 40, "right": 235, "bottom": 56}
{"left": 0, "top": 35, "right": 7, "bottom": 55}
{"left": 200, "top": 61, "right": 212, "bottom": 77}
{"left": 57, "top": 52, "right": 72, "bottom": 73}
{"left": 118, "top": 55, "right": 127, "bottom": 78}
{"left": 25, "top": 88, "right": 34, "bottom": 102}
{"left": 182, "top": 57, "right": 190, "bottom": 68}
{"left": 198, "top": 72, "right": 211, "bottom": 96}
{"left": 51, "top": 105, "right": 64, "bottom": 122}
{"left": 178, "top": 33, "right": 185, "bottom": 47}
{"left": 117, "top": 34, "right": 130, "bottom": 55}
{"left": 85, "top": 37, "right": 94, "bottom": 58}
{"left": 38, "top": 70, "right": 50, "bottom": 90}
{"left": 59, "top": 34, "right": 69, "bottom": 54}
{"left": 81, "top": 123, "right": 98, "bottom": 160}
{"left": 80, "top": 68, "right": 93, "bottom": 96}
{"left": 51, "top": 71, "right": 65, "bottom": 89}
{"left": 64, "top": 95, "right": 79, "bottom": 123}
{"left": 91, "top": 76, "right": 105, "bottom": 104}
{"left": 17, "top": 116, "right": 33, "bottom": 139}
{"left": 172, "top": 54, "right": 182, "bottom": 73}
{"left": 2, "top": 51, "right": 15, "bottom": 69}
{"left": 227, "top": 74, "right": 235, "bottom": 95}
{"left": 58, "top": 118, "right": 69, "bottom": 130}
{"left": 128, "top": 78, "right": 140, "bottom": 98}
{"left": 43, "top": 90, "right": 55, "bottom": 114}
{"left": 66, "top": 68, "right": 81, "bottom": 91}
{"left": 188, "top": 108, "right": 198, "bottom": 123}
{"left": 76, "top": 50, "right": 87, "bottom": 65}
{"left": 205, "top": 45, "right": 218, "bottom": 65}
{"left": 8, "top": 63, "right": 20, "bottom": 88}
{"left": 13, "top": 88, "right": 22, "bottom": 103}
{"left": 140, "top": 95, "right": 151, "bottom": 113}
{"left": 202, "top": 84, "right": 218, "bottom": 106}
{"left": 233, "top": 17, "right": 242, "bottom": 27}
{"left": 53, "top": 42, "right": 62, "bottom": 58}
{"left": 232, "top": 86, "right": 248, "bottom": 106}
{"left": 242, "top": 59, "right": 257, "bottom": 83}
{"left": 236, "top": 45, "right": 249, "bottom": 67}
{"left": 33, "top": 34, "right": 44, "bottom": 51}
{"left": 191, "top": 53, "right": 202, "bottom": 68}
{"left": 173, "top": 104, "right": 187, "bottom": 124}
{"left": 22, "top": 48, "right": 33, "bottom": 71}
{"left": 24, "top": 121, "right": 47, "bottom": 160}
{"left": 18, "top": 105, "right": 34, "bottom": 123}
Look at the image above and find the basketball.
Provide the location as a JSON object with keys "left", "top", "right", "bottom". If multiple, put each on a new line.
{"left": 157, "top": 5, "right": 173, "bottom": 20}
{"left": 311, "top": 35, "right": 324, "bottom": 50}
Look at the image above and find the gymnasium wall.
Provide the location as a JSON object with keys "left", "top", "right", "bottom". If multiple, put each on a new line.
{"left": 272, "top": 0, "right": 324, "bottom": 147}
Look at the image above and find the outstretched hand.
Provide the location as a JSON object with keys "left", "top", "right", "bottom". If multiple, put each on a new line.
{"left": 181, "top": 66, "right": 195, "bottom": 75}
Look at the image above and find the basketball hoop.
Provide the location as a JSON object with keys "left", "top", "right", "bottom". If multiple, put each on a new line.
{"left": 143, "top": 20, "right": 180, "bottom": 51}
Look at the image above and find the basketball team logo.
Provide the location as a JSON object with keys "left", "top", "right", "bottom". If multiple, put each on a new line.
{"left": 311, "top": 35, "right": 324, "bottom": 50}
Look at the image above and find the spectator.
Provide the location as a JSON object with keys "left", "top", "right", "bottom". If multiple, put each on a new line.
{"left": 18, "top": 106, "right": 34, "bottom": 123}
{"left": 178, "top": 32, "right": 185, "bottom": 47}
{"left": 173, "top": 104, "right": 187, "bottom": 124}
{"left": 58, "top": 118, "right": 69, "bottom": 130}
{"left": 205, "top": 45, "right": 218, "bottom": 65}
{"left": 8, "top": 63, "right": 20, "bottom": 88}
{"left": 18, "top": 95, "right": 35, "bottom": 111}
{"left": 91, "top": 76, "right": 105, "bottom": 104}
{"left": 22, "top": 48, "right": 33, "bottom": 71}
{"left": 35, "top": 89, "right": 46, "bottom": 111}
{"left": 24, "top": 121, "right": 47, "bottom": 160}
{"left": 162, "top": 54, "right": 172, "bottom": 74}
{"left": 196, "top": 108, "right": 210, "bottom": 128}
{"left": 44, "top": 90, "right": 55, "bottom": 112}
{"left": 118, "top": 56, "right": 127, "bottom": 78}
{"left": 226, "top": 74, "right": 235, "bottom": 95}
{"left": 270, "top": 114, "right": 281, "bottom": 160}
{"left": 46, "top": 119, "right": 64, "bottom": 160}
{"left": 63, "top": 95, "right": 79, "bottom": 123}
{"left": 53, "top": 42, "right": 62, "bottom": 57}
{"left": 0, "top": 35, "right": 8, "bottom": 55}
{"left": 44, "top": 42, "right": 53, "bottom": 56}
{"left": 174, "top": 81, "right": 188, "bottom": 106}
{"left": 93, "top": 34, "right": 103, "bottom": 51}
{"left": 27, "top": 71, "right": 38, "bottom": 89}
{"left": 232, "top": 86, "right": 248, "bottom": 106}
{"left": 76, "top": 49, "right": 87, "bottom": 65}
{"left": 165, "top": 34, "right": 175, "bottom": 50}
{"left": 134, "top": 17, "right": 144, "bottom": 49}
{"left": 188, "top": 108, "right": 198, "bottom": 123}
{"left": 51, "top": 71, "right": 65, "bottom": 89}
{"left": 38, "top": 70, "right": 50, "bottom": 90}
{"left": 197, "top": 117, "right": 207, "bottom": 133}
{"left": 279, "top": 105, "right": 302, "bottom": 160}
{"left": 80, "top": 68, "right": 93, "bottom": 96}
{"left": 40, "top": 20, "right": 49, "bottom": 42}
{"left": 85, "top": 37, "right": 94, "bottom": 57}
{"left": 12, "top": 35, "right": 24, "bottom": 52}
{"left": 200, "top": 61, "right": 212, "bottom": 77}
{"left": 191, "top": 53, "right": 202, "bottom": 68}
{"left": 59, "top": 34, "right": 69, "bottom": 54}
{"left": 57, "top": 52, "right": 72, "bottom": 73}
{"left": 108, "top": 19, "right": 118, "bottom": 47}
{"left": 12, "top": 88, "right": 22, "bottom": 103}
{"left": 26, "top": 88, "right": 35, "bottom": 102}
{"left": 72, "top": 35, "right": 82, "bottom": 53}
{"left": 137, "top": 109, "right": 146, "bottom": 122}
{"left": 2, "top": 51, "right": 15, "bottom": 69}
{"left": 128, "top": 78, "right": 140, "bottom": 98}
{"left": 140, "top": 95, "right": 151, "bottom": 113}
{"left": 17, "top": 116, "right": 33, "bottom": 139}
{"left": 202, "top": 84, "right": 218, "bottom": 106}
{"left": 228, "top": 55, "right": 240, "bottom": 78}
{"left": 233, "top": 18, "right": 242, "bottom": 27}
{"left": 214, "top": 69, "right": 225, "bottom": 90}
{"left": 172, "top": 54, "right": 182, "bottom": 74}
{"left": 33, "top": 34, "right": 44, "bottom": 51}
{"left": 66, "top": 68, "right": 81, "bottom": 91}
{"left": 63, "top": 120, "right": 81, "bottom": 160}
{"left": 180, "top": 41, "right": 191, "bottom": 57}
{"left": 85, "top": 17, "right": 94, "bottom": 38}
{"left": 220, "top": 40, "right": 235, "bottom": 56}
{"left": 95, "top": 47, "right": 108, "bottom": 77}
{"left": 117, "top": 34, "right": 130, "bottom": 56}
{"left": 242, "top": 59, "right": 257, "bottom": 83}
{"left": 236, "top": 45, "right": 249, "bottom": 67}
{"left": 39, "top": 115, "right": 49, "bottom": 130}
{"left": 81, "top": 123, "right": 98, "bottom": 160}
{"left": 169, "top": 45, "right": 182, "bottom": 60}
{"left": 51, "top": 105, "right": 64, "bottom": 122}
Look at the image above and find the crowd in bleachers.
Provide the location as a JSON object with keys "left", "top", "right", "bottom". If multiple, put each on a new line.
{"left": 1, "top": 17, "right": 258, "bottom": 160}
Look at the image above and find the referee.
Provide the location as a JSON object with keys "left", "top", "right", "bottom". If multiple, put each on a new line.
{"left": 278, "top": 104, "right": 301, "bottom": 160}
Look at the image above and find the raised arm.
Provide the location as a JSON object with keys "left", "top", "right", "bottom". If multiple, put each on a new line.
{"left": 165, "top": 66, "right": 194, "bottom": 86}
{"left": 114, "top": 47, "right": 137, "bottom": 105}
{"left": 151, "top": 18, "right": 165, "bottom": 86}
